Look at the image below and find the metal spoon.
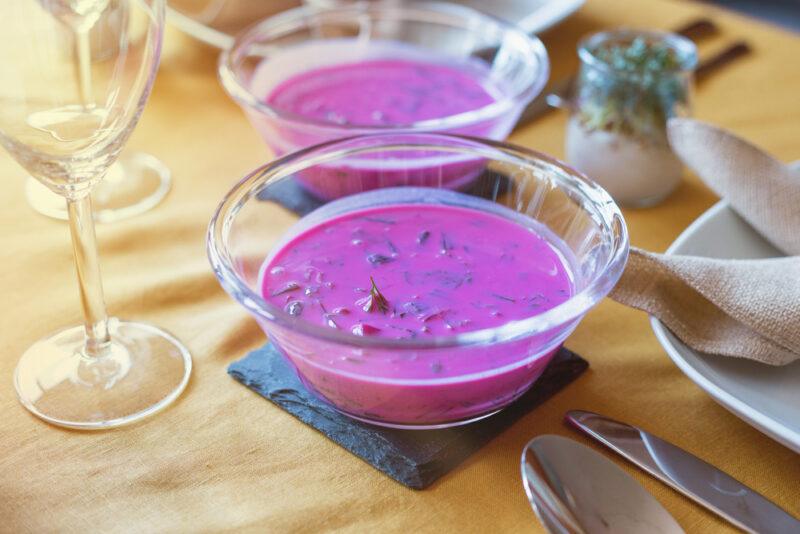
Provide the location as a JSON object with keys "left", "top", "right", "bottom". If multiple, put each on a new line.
{"left": 521, "top": 435, "right": 684, "bottom": 534}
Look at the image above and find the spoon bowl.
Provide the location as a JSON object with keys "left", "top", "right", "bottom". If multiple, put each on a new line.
{"left": 521, "top": 435, "right": 684, "bottom": 533}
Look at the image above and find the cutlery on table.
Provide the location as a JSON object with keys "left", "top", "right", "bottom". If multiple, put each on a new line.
{"left": 543, "top": 40, "right": 752, "bottom": 113}
{"left": 566, "top": 410, "right": 800, "bottom": 534}
{"left": 521, "top": 434, "right": 684, "bottom": 533}
{"left": 694, "top": 40, "right": 751, "bottom": 81}
{"left": 515, "top": 19, "right": 753, "bottom": 128}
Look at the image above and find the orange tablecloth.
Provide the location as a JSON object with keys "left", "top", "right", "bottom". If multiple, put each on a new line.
{"left": 1, "top": 0, "right": 798, "bottom": 531}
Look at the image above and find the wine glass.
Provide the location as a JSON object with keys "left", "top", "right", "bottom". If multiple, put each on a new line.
{"left": 0, "top": 0, "right": 192, "bottom": 429}
{"left": 24, "top": 0, "right": 172, "bottom": 223}
{"left": 25, "top": 149, "right": 172, "bottom": 223}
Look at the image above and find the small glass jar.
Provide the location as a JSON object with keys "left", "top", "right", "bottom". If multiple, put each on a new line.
{"left": 565, "top": 30, "right": 697, "bottom": 208}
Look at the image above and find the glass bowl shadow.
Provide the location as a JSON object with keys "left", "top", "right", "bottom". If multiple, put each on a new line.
{"left": 208, "top": 133, "right": 628, "bottom": 429}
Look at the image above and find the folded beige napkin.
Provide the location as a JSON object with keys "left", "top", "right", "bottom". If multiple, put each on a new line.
{"left": 610, "top": 118, "right": 800, "bottom": 365}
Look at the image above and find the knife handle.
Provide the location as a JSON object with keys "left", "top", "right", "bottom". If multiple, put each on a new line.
{"left": 696, "top": 41, "right": 752, "bottom": 82}
{"left": 674, "top": 18, "right": 719, "bottom": 42}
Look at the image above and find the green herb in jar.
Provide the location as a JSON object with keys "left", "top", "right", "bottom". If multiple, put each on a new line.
{"left": 576, "top": 35, "right": 690, "bottom": 143}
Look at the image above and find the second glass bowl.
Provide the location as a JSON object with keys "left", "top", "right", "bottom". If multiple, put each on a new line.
{"left": 218, "top": 0, "right": 549, "bottom": 199}
{"left": 208, "top": 133, "right": 628, "bottom": 429}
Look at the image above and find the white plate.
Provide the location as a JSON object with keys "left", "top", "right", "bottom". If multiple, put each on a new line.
{"left": 651, "top": 162, "right": 800, "bottom": 454}
{"left": 460, "top": 0, "right": 585, "bottom": 35}
{"left": 166, "top": 0, "right": 585, "bottom": 50}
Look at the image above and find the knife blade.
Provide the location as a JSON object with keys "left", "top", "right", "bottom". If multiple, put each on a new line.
{"left": 565, "top": 410, "right": 800, "bottom": 534}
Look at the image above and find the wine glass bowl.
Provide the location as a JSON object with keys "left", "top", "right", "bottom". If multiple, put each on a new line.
{"left": 14, "top": 0, "right": 173, "bottom": 223}
{"left": 24, "top": 151, "right": 173, "bottom": 223}
{"left": 0, "top": 0, "right": 191, "bottom": 429}
{"left": 42, "top": 0, "right": 111, "bottom": 31}
{"left": 1, "top": 1, "right": 148, "bottom": 195}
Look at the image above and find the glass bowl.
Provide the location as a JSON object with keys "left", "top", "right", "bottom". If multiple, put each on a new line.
{"left": 207, "top": 133, "right": 628, "bottom": 429}
{"left": 218, "top": 0, "right": 549, "bottom": 199}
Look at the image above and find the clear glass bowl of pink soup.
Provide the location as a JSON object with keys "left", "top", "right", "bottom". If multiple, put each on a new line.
{"left": 218, "top": 1, "right": 549, "bottom": 199}
{"left": 207, "top": 134, "right": 628, "bottom": 429}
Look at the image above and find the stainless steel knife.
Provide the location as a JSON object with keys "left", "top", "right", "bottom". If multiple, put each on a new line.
{"left": 565, "top": 410, "right": 800, "bottom": 533}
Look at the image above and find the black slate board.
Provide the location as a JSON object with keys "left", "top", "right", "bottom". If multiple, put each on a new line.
{"left": 257, "top": 170, "right": 514, "bottom": 216}
{"left": 228, "top": 344, "right": 588, "bottom": 489}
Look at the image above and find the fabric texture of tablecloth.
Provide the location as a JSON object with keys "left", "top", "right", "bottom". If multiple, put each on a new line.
{"left": 1, "top": 1, "right": 799, "bottom": 531}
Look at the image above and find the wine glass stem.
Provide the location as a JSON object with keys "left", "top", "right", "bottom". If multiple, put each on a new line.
{"left": 75, "top": 29, "right": 93, "bottom": 107}
{"left": 67, "top": 194, "right": 111, "bottom": 357}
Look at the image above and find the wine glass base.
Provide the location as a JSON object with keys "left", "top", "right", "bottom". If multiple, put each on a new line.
{"left": 14, "top": 318, "right": 192, "bottom": 430}
{"left": 25, "top": 151, "right": 171, "bottom": 224}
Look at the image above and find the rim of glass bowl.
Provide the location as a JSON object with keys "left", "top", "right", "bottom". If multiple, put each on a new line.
{"left": 218, "top": 0, "right": 549, "bottom": 132}
{"left": 207, "top": 133, "right": 629, "bottom": 350}
{"left": 578, "top": 29, "right": 698, "bottom": 80}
